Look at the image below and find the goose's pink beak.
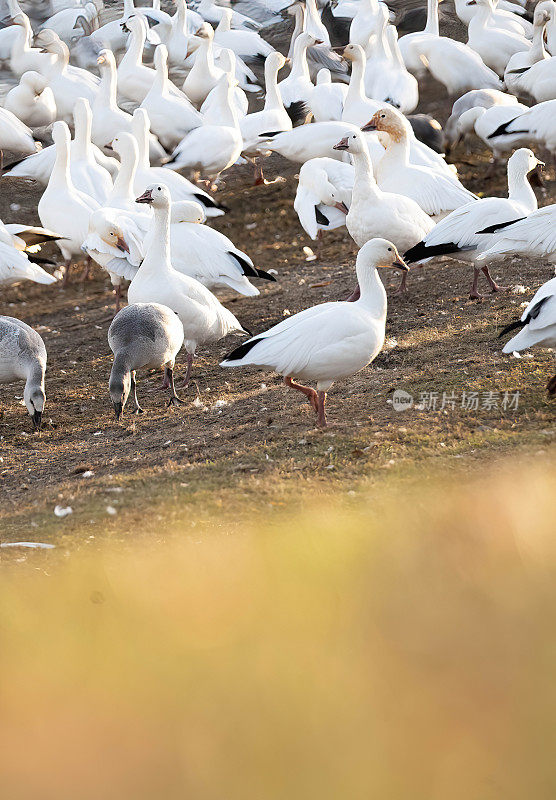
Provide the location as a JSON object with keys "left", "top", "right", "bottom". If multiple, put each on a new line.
{"left": 135, "top": 189, "right": 153, "bottom": 204}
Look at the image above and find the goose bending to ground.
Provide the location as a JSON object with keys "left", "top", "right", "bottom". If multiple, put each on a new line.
{"left": 140, "top": 45, "right": 203, "bottom": 151}
{"left": 221, "top": 239, "right": 409, "bottom": 428}
{"left": 294, "top": 157, "right": 353, "bottom": 240}
{"left": 476, "top": 203, "right": 556, "bottom": 266}
{"left": 363, "top": 107, "right": 477, "bottom": 220}
{"left": 214, "top": 8, "right": 274, "bottom": 62}
{"left": 92, "top": 50, "right": 165, "bottom": 164}
{"left": 454, "top": 103, "right": 529, "bottom": 168}
{"left": 334, "top": 131, "right": 434, "bottom": 293}
{"left": 0, "top": 316, "right": 47, "bottom": 431}
{"left": 258, "top": 121, "right": 385, "bottom": 166}
{"left": 467, "top": 0, "right": 531, "bottom": 76}
{"left": 4, "top": 71, "right": 56, "bottom": 129}
{"left": 444, "top": 88, "right": 520, "bottom": 149}
{"left": 499, "top": 277, "right": 556, "bottom": 392}
{"left": 38, "top": 121, "right": 98, "bottom": 281}
{"left": 0, "top": 107, "right": 36, "bottom": 157}
{"left": 404, "top": 148, "right": 542, "bottom": 298}
{"left": 128, "top": 184, "right": 247, "bottom": 387}
{"left": 170, "top": 201, "right": 276, "bottom": 297}
{"left": 308, "top": 69, "right": 347, "bottom": 122}
{"left": 131, "top": 109, "right": 227, "bottom": 217}
{"left": 165, "top": 73, "right": 243, "bottom": 184}
{"left": 108, "top": 302, "right": 185, "bottom": 419}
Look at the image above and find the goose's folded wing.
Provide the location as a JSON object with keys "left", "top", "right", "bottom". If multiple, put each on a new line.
{"left": 425, "top": 198, "right": 522, "bottom": 249}
{"left": 222, "top": 302, "right": 368, "bottom": 373}
{"left": 481, "top": 205, "right": 556, "bottom": 256}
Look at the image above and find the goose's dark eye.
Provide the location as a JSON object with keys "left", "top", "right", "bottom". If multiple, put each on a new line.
{"left": 157, "top": 186, "right": 161, "bottom": 191}
{"left": 388, "top": 247, "right": 392, "bottom": 252}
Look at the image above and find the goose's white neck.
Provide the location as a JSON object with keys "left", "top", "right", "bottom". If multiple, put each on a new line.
{"left": 424, "top": 0, "right": 440, "bottom": 35}
{"left": 351, "top": 147, "right": 381, "bottom": 203}
{"left": 110, "top": 147, "right": 137, "bottom": 205}
{"left": 122, "top": 0, "right": 136, "bottom": 18}
{"left": 142, "top": 203, "right": 171, "bottom": 274}
{"left": 355, "top": 264, "right": 388, "bottom": 318}
{"left": 386, "top": 26, "right": 405, "bottom": 68}
{"left": 74, "top": 110, "right": 93, "bottom": 161}
{"left": 125, "top": 24, "right": 145, "bottom": 66}
{"left": 507, "top": 161, "right": 538, "bottom": 210}
{"left": 50, "top": 134, "right": 75, "bottom": 194}
{"left": 154, "top": 54, "right": 168, "bottom": 94}
{"left": 472, "top": 1, "right": 493, "bottom": 29}
{"left": 133, "top": 120, "right": 151, "bottom": 168}
{"left": 345, "top": 54, "right": 367, "bottom": 108}
{"left": 377, "top": 130, "right": 411, "bottom": 169}
{"left": 264, "top": 59, "right": 285, "bottom": 111}
{"left": 214, "top": 80, "right": 239, "bottom": 128}
{"left": 530, "top": 17, "right": 548, "bottom": 61}
{"left": 98, "top": 60, "right": 118, "bottom": 108}
{"left": 287, "top": 7, "right": 304, "bottom": 60}
{"left": 216, "top": 12, "right": 231, "bottom": 33}
{"left": 373, "top": 15, "right": 390, "bottom": 61}
{"left": 191, "top": 36, "right": 217, "bottom": 78}
{"left": 173, "top": 0, "right": 188, "bottom": 33}
{"left": 289, "top": 36, "right": 311, "bottom": 82}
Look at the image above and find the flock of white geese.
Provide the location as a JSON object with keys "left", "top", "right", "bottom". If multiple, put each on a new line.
{"left": 1, "top": 0, "right": 556, "bottom": 430}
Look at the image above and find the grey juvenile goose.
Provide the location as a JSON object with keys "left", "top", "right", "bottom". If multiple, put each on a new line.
{"left": 0, "top": 316, "right": 47, "bottom": 431}
{"left": 108, "top": 302, "right": 185, "bottom": 420}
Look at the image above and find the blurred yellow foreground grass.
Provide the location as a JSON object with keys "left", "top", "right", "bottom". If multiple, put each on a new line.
{"left": 2, "top": 462, "right": 556, "bottom": 799}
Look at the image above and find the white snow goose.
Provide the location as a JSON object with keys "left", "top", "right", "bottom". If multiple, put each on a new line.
{"left": 333, "top": 130, "right": 434, "bottom": 293}
{"left": 404, "top": 148, "right": 542, "bottom": 298}
{"left": 221, "top": 238, "right": 409, "bottom": 428}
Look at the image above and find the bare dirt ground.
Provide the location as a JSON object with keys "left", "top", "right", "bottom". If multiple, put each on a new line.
{"left": 1, "top": 4, "right": 555, "bottom": 541}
